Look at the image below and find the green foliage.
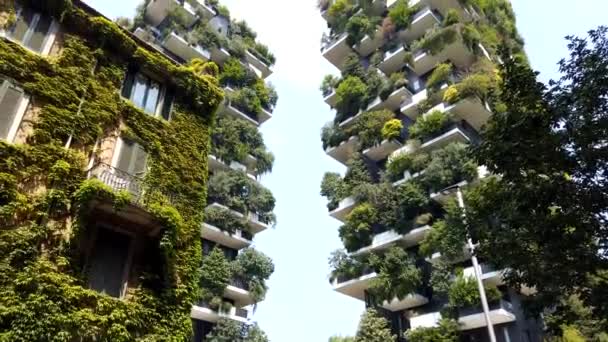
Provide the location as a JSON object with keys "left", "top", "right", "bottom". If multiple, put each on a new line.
{"left": 206, "top": 318, "right": 243, "bottom": 342}
{"left": 335, "top": 76, "right": 367, "bottom": 119}
{"left": 329, "top": 336, "right": 355, "bottom": 342}
{"left": 381, "top": 119, "right": 403, "bottom": 141}
{"left": 340, "top": 203, "right": 377, "bottom": 252}
{"left": 413, "top": 26, "right": 459, "bottom": 55}
{"left": 232, "top": 248, "right": 275, "bottom": 302}
{"left": 220, "top": 57, "right": 257, "bottom": 88}
{"left": 405, "top": 318, "right": 459, "bottom": 342}
{"left": 321, "top": 74, "right": 339, "bottom": 96}
{"left": 341, "top": 53, "right": 366, "bottom": 79}
{"left": 368, "top": 246, "right": 422, "bottom": 303}
{"left": 346, "top": 13, "right": 376, "bottom": 46}
{"left": 343, "top": 153, "right": 373, "bottom": 191}
{"left": 462, "top": 24, "right": 482, "bottom": 52}
{"left": 321, "top": 172, "right": 349, "bottom": 211}
{"left": 354, "top": 309, "right": 396, "bottom": 342}
{"left": 229, "top": 86, "right": 262, "bottom": 117}
{"left": 544, "top": 294, "right": 608, "bottom": 341}
{"left": 408, "top": 110, "right": 450, "bottom": 140}
{"left": 420, "top": 143, "right": 478, "bottom": 192}
{"left": 204, "top": 205, "right": 249, "bottom": 234}
{"left": 385, "top": 152, "right": 429, "bottom": 182}
{"left": 353, "top": 109, "right": 395, "bottom": 149}
{"left": 388, "top": 0, "right": 415, "bottom": 31}
{"left": 446, "top": 72, "right": 495, "bottom": 104}
{"left": 443, "top": 9, "right": 461, "bottom": 26}
{"left": 426, "top": 63, "right": 453, "bottom": 92}
{"left": 201, "top": 247, "right": 232, "bottom": 300}
{"left": 448, "top": 273, "right": 502, "bottom": 308}
{"left": 327, "top": 0, "right": 356, "bottom": 33}
{"left": 419, "top": 200, "right": 468, "bottom": 259}
{"left": 443, "top": 86, "right": 459, "bottom": 103}
{"left": 211, "top": 115, "right": 274, "bottom": 174}
{"left": 328, "top": 249, "right": 367, "bottom": 283}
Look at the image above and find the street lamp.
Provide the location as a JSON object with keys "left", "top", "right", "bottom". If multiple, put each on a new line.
{"left": 440, "top": 182, "right": 497, "bottom": 342}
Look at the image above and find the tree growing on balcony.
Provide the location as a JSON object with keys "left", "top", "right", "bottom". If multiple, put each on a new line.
{"left": 232, "top": 248, "right": 275, "bottom": 302}
{"left": 368, "top": 246, "right": 423, "bottom": 305}
{"left": 405, "top": 318, "right": 459, "bottom": 342}
{"left": 354, "top": 309, "right": 396, "bottom": 342}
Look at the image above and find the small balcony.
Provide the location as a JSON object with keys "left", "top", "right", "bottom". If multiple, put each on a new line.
{"left": 329, "top": 196, "right": 357, "bottom": 222}
{"left": 368, "top": 86, "right": 414, "bottom": 113}
{"left": 378, "top": 45, "right": 408, "bottom": 75}
{"left": 428, "top": 244, "right": 472, "bottom": 264}
{"left": 321, "top": 33, "right": 352, "bottom": 70}
{"left": 208, "top": 155, "right": 258, "bottom": 181}
{"left": 146, "top": 0, "right": 197, "bottom": 27}
{"left": 352, "top": 225, "right": 432, "bottom": 256}
{"left": 245, "top": 50, "right": 273, "bottom": 79}
{"left": 399, "top": 6, "right": 442, "bottom": 43}
{"left": 382, "top": 293, "right": 430, "bottom": 312}
{"left": 458, "top": 300, "right": 516, "bottom": 331}
{"left": 463, "top": 264, "right": 505, "bottom": 287}
{"left": 163, "top": 31, "right": 231, "bottom": 65}
{"left": 206, "top": 202, "right": 269, "bottom": 235}
{"left": 193, "top": 0, "right": 217, "bottom": 19}
{"left": 363, "top": 139, "right": 402, "bottom": 162}
{"left": 418, "top": 122, "right": 475, "bottom": 153}
{"left": 441, "top": 97, "right": 492, "bottom": 131}
{"left": 323, "top": 89, "right": 338, "bottom": 108}
{"left": 408, "top": 39, "right": 478, "bottom": 76}
{"left": 201, "top": 222, "right": 252, "bottom": 250}
{"left": 355, "top": 28, "right": 384, "bottom": 57}
{"left": 400, "top": 81, "right": 452, "bottom": 120}
{"left": 225, "top": 277, "right": 256, "bottom": 307}
{"left": 220, "top": 100, "right": 260, "bottom": 126}
{"left": 326, "top": 135, "right": 359, "bottom": 166}
{"left": 191, "top": 303, "right": 248, "bottom": 324}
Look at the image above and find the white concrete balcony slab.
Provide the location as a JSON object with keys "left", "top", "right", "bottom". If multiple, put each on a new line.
{"left": 225, "top": 277, "right": 256, "bottom": 307}
{"left": 399, "top": 6, "right": 442, "bottom": 43}
{"left": 400, "top": 82, "right": 451, "bottom": 119}
{"left": 163, "top": 32, "right": 211, "bottom": 62}
{"left": 382, "top": 293, "right": 430, "bottom": 311}
{"left": 191, "top": 305, "right": 248, "bottom": 324}
{"left": 322, "top": 34, "right": 352, "bottom": 70}
{"left": 430, "top": 180, "right": 470, "bottom": 205}
{"left": 245, "top": 50, "right": 273, "bottom": 79}
{"left": 368, "top": 86, "right": 414, "bottom": 113}
{"left": 408, "top": 39, "right": 477, "bottom": 76}
{"left": 392, "top": 170, "right": 425, "bottom": 187}
{"left": 329, "top": 196, "right": 357, "bottom": 222}
{"left": 206, "top": 203, "right": 268, "bottom": 235}
{"left": 463, "top": 264, "right": 506, "bottom": 287}
{"left": 201, "top": 222, "right": 252, "bottom": 250}
{"left": 326, "top": 136, "right": 359, "bottom": 166}
{"left": 428, "top": 244, "right": 471, "bottom": 264}
{"left": 220, "top": 101, "right": 260, "bottom": 126}
{"left": 378, "top": 45, "right": 408, "bottom": 75}
{"left": 146, "top": 0, "right": 197, "bottom": 27}
{"left": 259, "top": 107, "right": 273, "bottom": 124}
{"left": 409, "top": 0, "right": 472, "bottom": 21}
{"left": 352, "top": 225, "right": 432, "bottom": 256}
{"left": 444, "top": 98, "right": 492, "bottom": 131}
{"left": 356, "top": 29, "right": 384, "bottom": 57}
{"left": 458, "top": 300, "right": 516, "bottom": 331}
{"left": 419, "top": 125, "right": 472, "bottom": 153}
{"left": 323, "top": 89, "right": 338, "bottom": 108}
{"left": 363, "top": 139, "right": 403, "bottom": 161}
{"left": 193, "top": 0, "right": 216, "bottom": 19}
{"left": 410, "top": 311, "right": 443, "bottom": 329}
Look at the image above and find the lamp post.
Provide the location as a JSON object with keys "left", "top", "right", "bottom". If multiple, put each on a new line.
{"left": 441, "top": 183, "right": 497, "bottom": 342}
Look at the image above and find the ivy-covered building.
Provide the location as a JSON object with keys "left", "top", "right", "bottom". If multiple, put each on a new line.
{"left": 319, "top": 0, "right": 543, "bottom": 341}
{"left": 133, "top": 0, "right": 278, "bottom": 341}
{"left": 0, "top": 0, "right": 275, "bottom": 341}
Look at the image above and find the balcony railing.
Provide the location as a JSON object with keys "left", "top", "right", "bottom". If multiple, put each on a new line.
{"left": 90, "top": 163, "right": 176, "bottom": 207}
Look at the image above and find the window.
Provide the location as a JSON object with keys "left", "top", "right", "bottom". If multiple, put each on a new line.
{"left": 116, "top": 139, "right": 148, "bottom": 177}
{"left": 0, "top": 79, "right": 26, "bottom": 141}
{"left": 87, "top": 227, "right": 132, "bottom": 298}
{"left": 122, "top": 71, "right": 174, "bottom": 119}
{"left": 7, "top": 7, "right": 54, "bottom": 53}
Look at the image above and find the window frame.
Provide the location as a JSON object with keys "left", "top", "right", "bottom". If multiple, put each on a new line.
{"left": 1, "top": 6, "right": 59, "bottom": 56}
{"left": 111, "top": 137, "right": 149, "bottom": 177}
{"left": 0, "top": 78, "right": 30, "bottom": 142}
{"left": 122, "top": 70, "right": 172, "bottom": 120}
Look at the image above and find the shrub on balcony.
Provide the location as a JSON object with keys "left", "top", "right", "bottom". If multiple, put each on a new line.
{"left": 335, "top": 76, "right": 367, "bottom": 121}
{"left": 367, "top": 246, "right": 423, "bottom": 304}
{"left": 393, "top": 181, "right": 431, "bottom": 232}
{"left": 420, "top": 143, "right": 478, "bottom": 192}
{"left": 201, "top": 247, "right": 233, "bottom": 301}
{"left": 344, "top": 153, "right": 374, "bottom": 189}
{"left": 250, "top": 41, "right": 276, "bottom": 66}
{"left": 388, "top": 0, "right": 416, "bottom": 32}
{"left": 346, "top": 13, "right": 377, "bottom": 46}
{"left": 386, "top": 152, "right": 429, "bottom": 182}
{"left": 354, "top": 109, "right": 395, "bottom": 149}
{"left": 420, "top": 201, "right": 468, "bottom": 259}
{"left": 232, "top": 248, "right": 275, "bottom": 302}
{"left": 462, "top": 24, "right": 482, "bottom": 53}
{"left": 448, "top": 274, "right": 502, "bottom": 309}
{"left": 443, "top": 86, "right": 460, "bottom": 104}
{"left": 370, "top": 50, "right": 384, "bottom": 67}
{"left": 220, "top": 58, "right": 257, "bottom": 88}
{"left": 229, "top": 87, "right": 262, "bottom": 117}
{"left": 327, "top": 0, "right": 356, "bottom": 33}
{"left": 321, "top": 172, "right": 349, "bottom": 211}
{"left": 426, "top": 63, "right": 453, "bottom": 92}
{"left": 413, "top": 25, "right": 459, "bottom": 55}
{"left": 355, "top": 309, "right": 397, "bottom": 342}
{"left": 362, "top": 68, "right": 386, "bottom": 106}
{"left": 204, "top": 205, "right": 249, "bottom": 234}
{"left": 321, "top": 121, "right": 348, "bottom": 150}
{"left": 212, "top": 116, "right": 274, "bottom": 174}
{"left": 382, "top": 119, "right": 403, "bottom": 141}
{"left": 254, "top": 79, "right": 278, "bottom": 111}
{"left": 206, "top": 318, "right": 269, "bottom": 342}
{"left": 321, "top": 74, "right": 340, "bottom": 97}
{"left": 329, "top": 249, "right": 368, "bottom": 283}
{"left": 342, "top": 53, "right": 366, "bottom": 79}
{"left": 340, "top": 203, "right": 377, "bottom": 252}
{"left": 408, "top": 110, "right": 451, "bottom": 141}
{"left": 443, "top": 9, "right": 461, "bottom": 26}
{"left": 405, "top": 318, "right": 459, "bottom": 342}
{"left": 445, "top": 72, "right": 495, "bottom": 104}
{"left": 190, "top": 22, "right": 227, "bottom": 50}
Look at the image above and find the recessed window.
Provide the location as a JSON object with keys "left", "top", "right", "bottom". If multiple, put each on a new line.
{"left": 7, "top": 7, "right": 54, "bottom": 53}
{"left": 87, "top": 227, "right": 133, "bottom": 298}
{"left": 122, "top": 71, "right": 173, "bottom": 119}
{"left": 0, "top": 79, "right": 26, "bottom": 141}
{"left": 116, "top": 139, "right": 148, "bottom": 177}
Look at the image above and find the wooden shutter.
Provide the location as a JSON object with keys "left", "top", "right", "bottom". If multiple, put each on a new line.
{"left": 0, "top": 81, "right": 24, "bottom": 140}
{"left": 87, "top": 228, "right": 132, "bottom": 298}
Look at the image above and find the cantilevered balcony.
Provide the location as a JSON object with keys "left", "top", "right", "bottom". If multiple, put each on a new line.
{"left": 419, "top": 121, "right": 477, "bottom": 153}
{"left": 323, "top": 89, "right": 338, "bottom": 108}
{"left": 409, "top": 300, "right": 516, "bottom": 331}
{"left": 332, "top": 271, "right": 429, "bottom": 311}
{"left": 326, "top": 136, "right": 359, "bottom": 166}
{"left": 162, "top": 31, "right": 231, "bottom": 65}
{"left": 408, "top": 40, "right": 479, "bottom": 76}
{"left": 400, "top": 81, "right": 452, "bottom": 120}
{"left": 352, "top": 226, "right": 432, "bottom": 256}
{"left": 463, "top": 264, "right": 505, "bottom": 287}
{"left": 201, "top": 222, "right": 252, "bottom": 250}
{"left": 221, "top": 87, "right": 272, "bottom": 126}
{"left": 398, "top": 6, "right": 442, "bottom": 43}
{"left": 363, "top": 139, "right": 403, "bottom": 161}
{"left": 208, "top": 155, "right": 258, "bottom": 181}
{"left": 406, "top": 0, "right": 472, "bottom": 21}
{"left": 356, "top": 29, "right": 384, "bottom": 57}
{"left": 378, "top": 45, "right": 408, "bottom": 75}
{"left": 438, "top": 98, "right": 492, "bottom": 131}
{"left": 225, "top": 277, "right": 256, "bottom": 307}
{"left": 191, "top": 303, "right": 248, "bottom": 324}
{"left": 322, "top": 33, "right": 351, "bottom": 70}
{"left": 339, "top": 86, "right": 413, "bottom": 129}
{"left": 146, "top": 0, "right": 197, "bottom": 27}
{"left": 246, "top": 50, "right": 273, "bottom": 79}
{"left": 206, "top": 202, "right": 269, "bottom": 235}
{"left": 329, "top": 196, "right": 357, "bottom": 222}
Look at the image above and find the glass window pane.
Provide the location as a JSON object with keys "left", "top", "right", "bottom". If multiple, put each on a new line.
{"left": 9, "top": 8, "right": 35, "bottom": 43}
{"left": 27, "top": 14, "right": 52, "bottom": 52}
{"left": 87, "top": 228, "right": 131, "bottom": 298}
{"left": 0, "top": 84, "right": 23, "bottom": 140}
{"left": 132, "top": 144, "right": 147, "bottom": 176}
{"left": 130, "top": 75, "right": 148, "bottom": 109}
{"left": 144, "top": 81, "right": 160, "bottom": 115}
{"left": 117, "top": 140, "right": 135, "bottom": 172}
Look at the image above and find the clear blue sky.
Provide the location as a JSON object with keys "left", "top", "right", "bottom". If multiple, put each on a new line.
{"left": 86, "top": 0, "right": 608, "bottom": 340}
